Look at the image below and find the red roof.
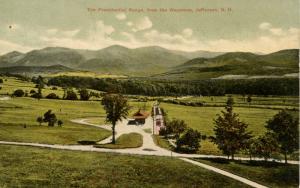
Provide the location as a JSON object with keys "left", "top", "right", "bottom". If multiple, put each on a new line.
{"left": 132, "top": 110, "right": 149, "bottom": 119}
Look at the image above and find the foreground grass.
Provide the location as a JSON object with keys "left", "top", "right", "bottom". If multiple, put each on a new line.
{"left": 194, "top": 158, "right": 299, "bottom": 188}
{"left": 95, "top": 133, "right": 143, "bottom": 149}
{"left": 0, "top": 145, "right": 249, "bottom": 187}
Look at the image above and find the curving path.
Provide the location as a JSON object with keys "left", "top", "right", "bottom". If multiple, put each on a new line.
{"left": 1, "top": 117, "right": 299, "bottom": 188}
{"left": 70, "top": 117, "right": 299, "bottom": 165}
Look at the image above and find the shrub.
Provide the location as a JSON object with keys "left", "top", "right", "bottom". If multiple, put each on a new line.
{"left": 46, "top": 93, "right": 59, "bottom": 99}
{"left": 0, "top": 79, "right": 3, "bottom": 83}
{"left": 13, "top": 89, "right": 25, "bottom": 97}
{"left": 51, "top": 87, "right": 58, "bottom": 90}
{"left": 30, "top": 89, "right": 36, "bottom": 94}
{"left": 43, "top": 110, "right": 57, "bottom": 126}
{"left": 57, "top": 120, "right": 63, "bottom": 126}
{"left": 79, "top": 89, "right": 90, "bottom": 100}
{"left": 176, "top": 128, "right": 201, "bottom": 153}
{"left": 77, "top": 140, "right": 97, "bottom": 145}
{"left": 31, "top": 92, "right": 42, "bottom": 99}
{"left": 65, "top": 90, "right": 78, "bottom": 100}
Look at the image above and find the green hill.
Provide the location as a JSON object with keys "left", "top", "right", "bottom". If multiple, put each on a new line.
{"left": 0, "top": 65, "right": 73, "bottom": 75}
{"left": 154, "top": 49, "right": 299, "bottom": 80}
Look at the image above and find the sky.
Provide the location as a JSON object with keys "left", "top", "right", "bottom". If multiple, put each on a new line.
{"left": 0, "top": 0, "right": 299, "bottom": 55}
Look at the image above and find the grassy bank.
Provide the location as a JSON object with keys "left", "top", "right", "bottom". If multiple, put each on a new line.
{"left": 194, "top": 158, "right": 299, "bottom": 188}
{"left": 95, "top": 133, "right": 143, "bottom": 149}
{"left": 0, "top": 145, "right": 249, "bottom": 187}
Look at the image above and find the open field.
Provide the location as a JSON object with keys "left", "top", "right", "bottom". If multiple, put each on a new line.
{"left": 0, "top": 76, "right": 298, "bottom": 158}
{"left": 195, "top": 158, "right": 299, "bottom": 188}
{"left": 0, "top": 145, "right": 249, "bottom": 187}
{"left": 95, "top": 133, "right": 143, "bottom": 149}
{"left": 175, "top": 95, "right": 299, "bottom": 110}
{"left": 160, "top": 103, "right": 285, "bottom": 136}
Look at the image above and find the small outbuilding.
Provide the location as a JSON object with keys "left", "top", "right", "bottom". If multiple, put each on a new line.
{"left": 132, "top": 110, "right": 149, "bottom": 124}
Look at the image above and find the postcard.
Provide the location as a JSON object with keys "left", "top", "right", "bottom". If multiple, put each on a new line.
{"left": 0, "top": 0, "right": 299, "bottom": 187}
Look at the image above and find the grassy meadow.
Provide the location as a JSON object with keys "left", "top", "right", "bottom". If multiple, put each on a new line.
{"left": 0, "top": 76, "right": 298, "bottom": 156}
{"left": 160, "top": 103, "right": 281, "bottom": 136}
{"left": 0, "top": 145, "right": 249, "bottom": 188}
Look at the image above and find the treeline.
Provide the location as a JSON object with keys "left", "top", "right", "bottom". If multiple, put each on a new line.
{"left": 47, "top": 76, "right": 299, "bottom": 96}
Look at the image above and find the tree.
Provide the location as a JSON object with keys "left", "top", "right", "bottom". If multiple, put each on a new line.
{"left": 65, "top": 89, "right": 78, "bottom": 100}
{"left": 0, "top": 78, "right": 3, "bottom": 83}
{"left": 57, "top": 120, "right": 63, "bottom": 127}
{"left": 251, "top": 132, "right": 279, "bottom": 161}
{"left": 43, "top": 110, "right": 57, "bottom": 126}
{"left": 79, "top": 89, "right": 90, "bottom": 100}
{"left": 212, "top": 97, "right": 252, "bottom": 159}
{"left": 101, "top": 94, "right": 130, "bottom": 144}
{"left": 36, "top": 75, "right": 45, "bottom": 89}
{"left": 265, "top": 110, "right": 299, "bottom": 163}
{"left": 37, "top": 86, "right": 43, "bottom": 100}
{"left": 247, "top": 95, "right": 252, "bottom": 105}
{"left": 13, "top": 89, "right": 25, "bottom": 97}
{"left": 176, "top": 128, "right": 201, "bottom": 153}
{"left": 31, "top": 92, "right": 42, "bottom": 99}
{"left": 46, "top": 93, "right": 59, "bottom": 99}
{"left": 36, "top": 116, "right": 43, "bottom": 126}
{"left": 164, "top": 119, "right": 187, "bottom": 139}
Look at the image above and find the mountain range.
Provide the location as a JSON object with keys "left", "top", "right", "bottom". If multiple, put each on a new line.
{"left": 0, "top": 45, "right": 298, "bottom": 80}
{"left": 0, "top": 45, "right": 222, "bottom": 76}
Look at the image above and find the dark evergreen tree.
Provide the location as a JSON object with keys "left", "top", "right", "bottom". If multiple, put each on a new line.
{"left": 176, "top": 128, "right": 201, "bottom": 153}
{"left": 212, "top": 97, "right": 252, "bottom": 159}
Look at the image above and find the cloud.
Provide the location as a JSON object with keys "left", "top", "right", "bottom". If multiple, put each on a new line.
{"left": 62, "top": 29, "right": 80, "bottom": 37}
{"left": 206, "top": 27, "right": 299, "bottom": 53}
{"left": 46, "top": 29, "right": 58, "bottom": 35}
{"left": 182, "top": 28, "right": 193, "bottom": 38}
{"left": 259, "top": 22, "right": 285, "bottom": 36}
{"left": 259, "top": 22, "right": 272, "bottom": 30}
{"left": 94, "top": 20, "right": 115, "bottom": 35}
{"left": 0, "top": 39, "right": 32, "bottom": 55}
{"left": 132, "top": 16, "right": 152, "bottom": 32}
{"left": 116, "top": 13, "right": 126, "bottom": 20}
{"left": 39, "top": 20, "right": 116, "bottom": 50}
{"left": 142, "top": 29, "right": 199, "bottom": 51}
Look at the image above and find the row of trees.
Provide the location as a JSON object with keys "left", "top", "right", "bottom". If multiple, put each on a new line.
{"left": 159, "top": 112, "right": 202, "bottom": 153}
{"left": 11, "top": 88, "right": 94, "bottom": 101}
{"left": 212, "top": 97, "right": 298, "bottom": 163}
{"left": 48, "top": 76, "right": 299, "bottom": 96}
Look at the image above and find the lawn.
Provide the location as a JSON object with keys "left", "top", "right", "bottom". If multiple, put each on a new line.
{"left": 194, "top": 158, "right": 299, "bottom": 188}
{"left": 95, "top": 133, "right": 143, "bottom": 149}
{"left": 152, "top": 135, "right": 174, "bottom": 151}
{"left": 0, "top": 145, "right": 249, "bottom": 187}
{"left": 160, "top": 102, "right": 283, "bottom": 136}
{"left": 0, "top": 97, "right": 111, "bottom": 144}
{"left": 178, "top": 95, "right": 299, "bottom": 109}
